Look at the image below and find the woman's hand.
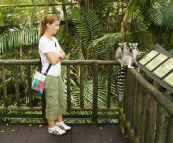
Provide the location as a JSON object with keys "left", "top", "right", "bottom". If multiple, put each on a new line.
{"left": 45, "top": 48, "right": 66, "bottom": 65}
{"left": 45, "top": 52, "right": 61, "bottom": 65}
{"left": 54, "top": 53, "right": 62, "bottom": 59}
{"left": 59, "top": 48, "right": 66, "bottom": 59}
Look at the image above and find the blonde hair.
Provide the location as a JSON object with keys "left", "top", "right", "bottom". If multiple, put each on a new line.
{"left": 39, "top": 14, "right": 59, "bottom": 37}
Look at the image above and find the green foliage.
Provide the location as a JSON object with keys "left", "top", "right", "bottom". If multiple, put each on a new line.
{"left": 135, "top": 0, "right": 173, "bottom": 44}
{"left": 69, "top": 8, "right": 103, "bottom": 59}
{"left": 88, "top": 33, "right": 122, "bottom": 60}
{"left": 0, "top": 28, "right": 38, "bottom": 54}
{"left": 164, "top": 43, "right": 173, "bottom": 54}
{"left": 0, "top": 7, "right": 23, "bottom": 26}
{"left": 69, "top": 7, "right": 123, "bottom": 60}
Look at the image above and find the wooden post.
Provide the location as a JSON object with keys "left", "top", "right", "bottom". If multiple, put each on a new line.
{"left": 107, "top": 65, "right": 112, "bottom": 108}
{"left": 154, "top": 105, "right": 165, "bottom": 143}
{"left": 165, "top": 116, "right": 173, "bottom": 143}
{"left": 80, "top": 65, "right": 84, "bottom": 108}
{"left": 14, "top": 65, "right": 20, "bottom": 108}
{"left": 134, "top": 82, "right": 142, "bottom": 138}
{"left": 1, "top": 66, "right": 8, "bottom": 107}
{"left": 139, "top": 88, "right": 147, "bottom": 143}
{"left": 144, "top": 95, "right": 157, "bottom": 143}
{"left": 92, "top": 63, "right": 98, "bottom": 123}
{"left": 67, "top": 65, "right": 71, "bottom": 109}
{"left": 131, "top": 77, "right": 137, "bottom": 130}
{"left": 26, "top": 65, "right": 33, "bottom": 108}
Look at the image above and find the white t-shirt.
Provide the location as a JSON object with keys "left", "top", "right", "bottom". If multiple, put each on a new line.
{"left": 39, "top": 36, "right": 61, "bottom": 76}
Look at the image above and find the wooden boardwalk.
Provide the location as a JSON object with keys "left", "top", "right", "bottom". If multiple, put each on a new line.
{"left": 0, "top": 123, "right": 127, "bottom": 143}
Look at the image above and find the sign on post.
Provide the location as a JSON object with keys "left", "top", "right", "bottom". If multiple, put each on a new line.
{"left": 138, "top": 44, "right": 173, "bottom": 93}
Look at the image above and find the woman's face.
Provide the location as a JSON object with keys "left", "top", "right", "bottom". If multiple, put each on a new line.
{"left": 47, "top": 20, "right": 60, "bottom": 35}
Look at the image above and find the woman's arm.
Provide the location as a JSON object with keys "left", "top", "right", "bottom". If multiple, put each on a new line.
{"left": 59, "top": 48, "right": 66, "bottom": 59}
{"left": 45, "top": 48, "right": 66, "bottom": 65}
{"left": 45, "top": 52, "right": 61, "bottom": 65}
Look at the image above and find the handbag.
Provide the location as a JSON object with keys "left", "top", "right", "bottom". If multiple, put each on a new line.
{"left": 31, "top": 58, "right": 51, "bottom": 94}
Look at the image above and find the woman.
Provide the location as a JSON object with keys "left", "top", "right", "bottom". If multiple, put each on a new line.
{"left": 38, "top": 14, "right": 71, "bottom": 135}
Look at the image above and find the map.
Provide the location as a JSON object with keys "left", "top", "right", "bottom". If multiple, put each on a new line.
{"left": 153, "top": 59, "right": 173, "bottom": 78}
{"left": 139, "top": 50, "right": 158, "bottom": 65}
{"left": 145, "top": 54, "right": 168, "bottom": 71}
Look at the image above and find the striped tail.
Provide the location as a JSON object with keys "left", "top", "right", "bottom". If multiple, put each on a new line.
{"left": 117, "top": 67, "right": 126, "bottom": 102}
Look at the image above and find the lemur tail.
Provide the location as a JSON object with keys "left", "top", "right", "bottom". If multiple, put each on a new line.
{"left": 117, "top": 66, "right": 126, "bottom": 102}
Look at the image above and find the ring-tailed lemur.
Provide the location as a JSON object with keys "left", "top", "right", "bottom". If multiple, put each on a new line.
{"left": 116, "top": 43, "right": 139, "bottom": 102}
{"left": 115, "top": 42, "right": 128, "bottom": 102}
{"left": 121, "top": 43, "right": 138, "bottom": 68}
{"left": 115, "top": 42, "right": 128, "bottom": 63}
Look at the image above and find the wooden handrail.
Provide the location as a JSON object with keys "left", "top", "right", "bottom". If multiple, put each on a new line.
{"left": 120, "top": 68, "right": 173, "bottom": 143}
{"left": 1, "top": 59, "right": 173, "bottom": 142}
{"left": 0, "top": 60, "right": 119, "bottom": 123}
{"left": 130, "top": 68, "right": 173, "bottom": 116}
{"left": 0, "top": 60, "right": 119, "bottom": 65}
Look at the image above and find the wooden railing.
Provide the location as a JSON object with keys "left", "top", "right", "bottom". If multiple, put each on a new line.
{"left": 120, "top": 68, "right": 173, "bottom": 143}
{"left": 0, "top": 60, "right": 119, "bottom": 123}
{"left": 1, "top": 60, "right": 173, "bottom": 142}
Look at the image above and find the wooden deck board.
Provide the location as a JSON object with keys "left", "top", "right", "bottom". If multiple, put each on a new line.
{"left": 99, "top": 124, "right": 126, "bottom": 143}
{"left": 0, "top": 123, "right": 127, "bottom": 143}
{"left": 85, "top": 124, "right": 101, "bottom": 143}
{"left": 0, "top": 124, "right": 20, "bottom": 143}
{"left": 72, "top": 124, "right": 86, "bottom": 143}
{"left": 0, "top": 123, "right": 6, "bottom": 137}
{"left": 12, "top": 124, "right": 31, "bottom": 143}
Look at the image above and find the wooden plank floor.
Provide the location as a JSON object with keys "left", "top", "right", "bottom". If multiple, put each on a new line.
{"left": 0, "top": 123, "right": 127, "bottom": 143}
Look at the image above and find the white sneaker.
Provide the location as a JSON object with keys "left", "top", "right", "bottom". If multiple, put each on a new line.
{"left": 48, "top": 126, "right": 66, "bottom": 135}
{"left": 56, "top": 122, "right": 71, "bottom": 131}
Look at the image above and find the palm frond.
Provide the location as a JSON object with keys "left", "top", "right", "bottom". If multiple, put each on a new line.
{"left": 70, "top": 7, "right": 104, "bottom": 59}
{"left": 136, "top": 0, "right": 173, "bottom": 28}
{"left": 88, "top": 32, "right": 122, "bottom": 60}
{"left": 135, "top": 0, "right": 173, "bottom": 43}
{"left": 0, "top": 28, "right": 38, "bottom": 53}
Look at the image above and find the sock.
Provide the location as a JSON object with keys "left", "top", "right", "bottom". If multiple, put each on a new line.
{"left": 56, "top": 121, "right": 63, "bottom": 126}
{"left": 49, "top": 126, "right": 56, "bottom": 131}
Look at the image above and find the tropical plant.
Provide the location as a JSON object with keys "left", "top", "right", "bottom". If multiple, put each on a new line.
{"left": 0, "top": 28, "right": 38, "bottom": 54}
{"left": 88, "top": 33, "right": 122, "bottom": 60}
{"left": 69, "top": 8, "right": 104, "bottom": 59}
{"left": 134, "top": 0, "right": 173, "bottom": 45}
{"left": 62, "top": 6, "right": 121, "bottom": 123}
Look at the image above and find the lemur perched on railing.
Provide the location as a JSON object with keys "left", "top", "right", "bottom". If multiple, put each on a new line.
{"left": 115, "top": 42, "right": 139, "bottom": 102}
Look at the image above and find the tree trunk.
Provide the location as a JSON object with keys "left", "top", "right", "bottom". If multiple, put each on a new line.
{"left": 19, "top": 17, "right": 29, "bottom": 79}
{"left": 61, "top": 0, "right": 70, "bottom": 44}
{"left": 114, "top": 0, "right": 120, "bottom": 32}
{"left": 120, "top": 0, "right": 134, "bottom": 42}
{"left": 61, "top": 0, "right": 69, "bottom": 33}
{"left": 105, "top": 4, "right": 111, "bottom": 33}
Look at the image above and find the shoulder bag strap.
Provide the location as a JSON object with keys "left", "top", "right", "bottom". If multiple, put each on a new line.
{"left": 42, "top": 41, "right": 57, "bottom": 75}
{"left": 44, "top": 63, "right": 51, "bottom": 75}
{"left": 37, "top": 57, "right": 42, "bottom": 72}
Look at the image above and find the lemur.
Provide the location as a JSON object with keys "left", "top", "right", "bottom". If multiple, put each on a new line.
{"left": 115, "top": 43, "right": 139, "bottom": 102}
{"left": 115, "top": 42, "right": 128, "bottom": 63}
{"left": 121, "top": 43, "right": 139, "bottom": 68}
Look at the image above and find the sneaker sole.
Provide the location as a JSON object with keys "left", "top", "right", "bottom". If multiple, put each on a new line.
{"left": 49, "top": 130, "right": 66, "bottom": 135}
{"left": 65, "top": 128, "right": 71, "bottom": 131}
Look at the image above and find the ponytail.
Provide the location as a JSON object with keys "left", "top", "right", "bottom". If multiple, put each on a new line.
{"left": 39, "top": 19, "right": 45, "bottom": 37}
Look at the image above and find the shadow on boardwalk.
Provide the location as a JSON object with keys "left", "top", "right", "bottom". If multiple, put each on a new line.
{"left": 0, "top": 123, "right": 127, "bottom": 143}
